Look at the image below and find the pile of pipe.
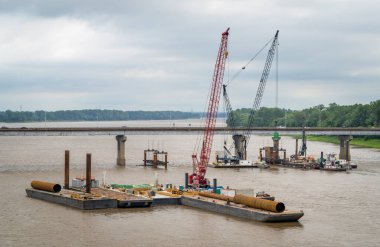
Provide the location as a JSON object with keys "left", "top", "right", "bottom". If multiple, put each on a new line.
{"left": 198, "top": 191, "right": 285, "bottom": 213}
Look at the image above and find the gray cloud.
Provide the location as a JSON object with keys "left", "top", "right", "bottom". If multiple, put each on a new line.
{"left": 0, "top": 0, "right": 379, "bottom": 111}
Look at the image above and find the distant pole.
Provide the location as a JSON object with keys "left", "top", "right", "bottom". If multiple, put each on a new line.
{"left": 144, "top": 151, "right": 147, "bottom": 166}
{"left": 86, "top": 153, "right": 91, "bottom": 194}
{"left": 164, "top": 153, "right": 168, "bottom": 170}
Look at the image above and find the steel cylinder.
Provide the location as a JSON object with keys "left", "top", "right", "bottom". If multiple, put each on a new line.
{"left": 31, "top": 180, "right": 61, "bottom": 193}
{"left": 233, "top": 194, "right": 285, "bottom": 213}
{"left": 199, "top": 191, "right": 233, "bottom": 201}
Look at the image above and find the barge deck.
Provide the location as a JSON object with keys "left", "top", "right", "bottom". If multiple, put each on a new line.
{"left": 26, "top": 187, "right": 303, "bottom": 222}
{"left": 181, "top": 195, "right": 304, "bottom": 222}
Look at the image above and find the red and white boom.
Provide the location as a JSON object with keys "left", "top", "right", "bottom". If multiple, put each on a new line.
{"left": 190, "top": 28, "right": 230, "bottom": 187}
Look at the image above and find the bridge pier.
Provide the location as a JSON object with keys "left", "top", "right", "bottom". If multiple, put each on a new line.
{"left": 232, "top": 134, "right": 247, "bottom": 160}
{"left": 116, "top": 135, "right": 127, "bottom": 166}
{"left": 338, "top": 135, "right": 352, "bottom": 161}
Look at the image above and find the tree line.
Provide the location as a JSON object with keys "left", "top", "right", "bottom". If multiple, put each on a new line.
{"left": 1, "top": 100, "right": 379, "bottom": 127}
{"left": 227, "top": 100, "right": 380, "bottom": 128}
{"left": 0, "top": 110, "right": 203, "bottom": 122}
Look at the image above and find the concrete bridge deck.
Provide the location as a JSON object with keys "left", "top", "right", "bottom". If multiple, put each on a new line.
{"left": 1, "top": 126, "right": 379, "bottom": 136}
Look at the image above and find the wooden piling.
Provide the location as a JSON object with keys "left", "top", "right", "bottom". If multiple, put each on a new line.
{"left": 64, "top": 150, "right": 70, "bottom": 189}
{"left": 86, "top": 153, "right": 91, "bottom": 194}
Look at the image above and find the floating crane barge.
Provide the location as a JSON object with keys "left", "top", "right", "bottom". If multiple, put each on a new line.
{"left": 26, "top": 182, "right": 303, "bottom": 222}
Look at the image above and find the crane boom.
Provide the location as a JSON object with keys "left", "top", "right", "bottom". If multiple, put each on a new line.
{"left": 223, "top": 85, "right": 238, "bottom": 136}
{"left": 191, "top": 28, "right": 230, "bottom": 187}
{"left": 244, "top": 30, "right": 279, "bottom": 146}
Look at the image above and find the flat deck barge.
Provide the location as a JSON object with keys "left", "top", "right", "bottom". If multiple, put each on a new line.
{"left": 26, "top": 188, "right": 153, "bottom": 209}
{"left": 26, "top": 188, "right": 303, "bottom": 222}
{"left": 181, "top": 195, "right": 304, "bottom": 222}
{"left": 208, "top": 164, "right": 259, "bottom": 168}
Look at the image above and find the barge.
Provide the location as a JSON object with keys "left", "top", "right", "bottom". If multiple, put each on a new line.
{"left": 26, "top": 184, "right": 304, "bottom": 223}
{"left": 181, "top": 194, "right": 304, "bottom": 222}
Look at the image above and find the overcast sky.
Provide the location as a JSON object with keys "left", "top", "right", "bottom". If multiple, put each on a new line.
{"left": 0, "top": 0, "right": 379, "bottom": 111}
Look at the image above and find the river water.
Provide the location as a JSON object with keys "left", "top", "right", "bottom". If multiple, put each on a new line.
{"left": 0, "top": 120, "right": 379, "bottom": 246}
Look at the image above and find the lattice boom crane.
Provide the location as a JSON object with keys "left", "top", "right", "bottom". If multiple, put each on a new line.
{"left": 244, "top": 30, "right": 279, "bottom": 146}
{"left": 190, "top": 28, "right": 230, "bottom": 187}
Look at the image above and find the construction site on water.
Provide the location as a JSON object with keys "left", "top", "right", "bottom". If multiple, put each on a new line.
{"left": 26, "top": 28, "right": 315, "bottom": 223}
{"left": 259, "top": 127, "right": 358, "bottom": 171}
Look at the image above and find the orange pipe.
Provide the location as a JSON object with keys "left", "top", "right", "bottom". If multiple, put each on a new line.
{"left": 31, "top": 180, "right": 61, "bottom": 193}
{"left": 233, "top": 194, "right": 285, "bottom": 213}
{"left": 198, "top": 191, "right": 233, "bottom": 201}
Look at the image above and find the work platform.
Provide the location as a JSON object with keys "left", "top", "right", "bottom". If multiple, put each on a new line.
{"left": 209, "top": 164, "right": 259, "bottom": 168}
{"left": 26, "top": 188, "right": 303, "bottom": 222}
{"left": 26, "top": 188, "right": 153, "bottom": 209}
{"left": 181, "top": 195, "right": 304, "bottom": 222}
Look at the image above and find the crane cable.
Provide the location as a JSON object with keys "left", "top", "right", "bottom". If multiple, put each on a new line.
{"left": 224, "top": 35, "right": 275, "bottom": 87}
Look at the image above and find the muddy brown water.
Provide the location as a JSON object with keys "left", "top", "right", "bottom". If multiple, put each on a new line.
{"left": 0, "top": 121, "right": 379, "bottom": 246}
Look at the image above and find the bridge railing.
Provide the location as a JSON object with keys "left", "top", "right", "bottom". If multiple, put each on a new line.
{"left": 1, "top": 127, "right": 380, "bottom": 136}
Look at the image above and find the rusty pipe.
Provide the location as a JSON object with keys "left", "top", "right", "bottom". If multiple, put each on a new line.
{"left": 198, "top": 191, "right": 233, "bottom": 201}
{"left": 233, "top": 194, "right": 285, "bottom": 213}
{"left": 31, "top": 180, "right": 61, "bottom": 193}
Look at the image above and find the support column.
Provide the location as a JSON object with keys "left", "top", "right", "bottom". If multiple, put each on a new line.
{"left": 338, "top": 135, "right": 352, "bottom": 161}
{"left": 153, "top": 152, "right": 158, "bottom": 168}
{"left": 86, "top": 153, "right": 91, "bottom": 194}
{"left": 232, "top": 134, "right": 247, "bottom": 160}
{"left": 64, "top": 150, "right": 70, "bottom": 189}
{"left": 116, "top": 135, "right": 127, "bottom": 166}
{"left": 272, "top": 132, "right": 281, "bottom": 161}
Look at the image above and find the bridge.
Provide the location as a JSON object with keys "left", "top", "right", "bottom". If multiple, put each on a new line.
{"left": 0, "top": 126, "right": 379, "bottom": 136}
{"left": 2, "top": 126, "right": 378, "bottom": 165}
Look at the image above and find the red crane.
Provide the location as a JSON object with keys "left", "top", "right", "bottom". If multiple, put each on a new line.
{"left": 190, "top": 28, "right": 230, "bottom": 187}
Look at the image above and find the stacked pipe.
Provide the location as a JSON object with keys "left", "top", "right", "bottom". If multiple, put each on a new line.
{"left": 199, "top": 191, "right": 233, "bottom": 201}
{"left": 233, "top": 194, "right": 285, "bottom": 213}
{"left": 198, "top": 192, "right": 285, "bottom": 213}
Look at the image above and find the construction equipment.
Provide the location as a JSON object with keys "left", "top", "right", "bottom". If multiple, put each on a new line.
{"left": 299, "top": 127, "right": 307, "bottom": 156}
{"left": 218, "top": 30, "right": 279, "bottom": 165}
{"left": 189, "top": 28, "right": 230, "bottom": 187}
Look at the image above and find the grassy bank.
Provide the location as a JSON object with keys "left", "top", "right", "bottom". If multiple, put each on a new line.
{"left": 308, "top": 136, "right": 380, "bottom": 149}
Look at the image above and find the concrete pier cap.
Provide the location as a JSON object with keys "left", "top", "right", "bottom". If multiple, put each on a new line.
{"left": 116, "top": 135, "right": 127, "bottom": 166}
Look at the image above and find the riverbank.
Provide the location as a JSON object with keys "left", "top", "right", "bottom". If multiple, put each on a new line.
{"left": 308, "top": 135, "right": 380, "bottom": 149}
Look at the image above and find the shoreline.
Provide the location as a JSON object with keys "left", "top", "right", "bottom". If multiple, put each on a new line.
{"left": 307, "top": 135, "right": 380, "bottom": 149}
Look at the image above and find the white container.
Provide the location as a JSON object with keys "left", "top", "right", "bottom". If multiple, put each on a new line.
{"left": 72, "top": 178, "right": 99, "bottom": 188}
{"left": 72, "top": 178, "right": 85, "bottom": 188}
